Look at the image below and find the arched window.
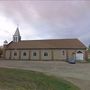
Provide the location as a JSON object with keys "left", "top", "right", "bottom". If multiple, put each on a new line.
{"left": 62, "top": 51, "right": 65, "bottom": 55}
{"left": 14, "top": 52, "right": 17, "bottom": 56}
{"left": 44, "top": 52, "right": 48, "bottom": 56}
{"left": 33, "top": 52, "right": 37, "bottom": 56}
{"left": 23, "top": 52, "right": 26, "bottom": 56}
{"left": 77, "top": 51, "right": 82, "bottom": 53}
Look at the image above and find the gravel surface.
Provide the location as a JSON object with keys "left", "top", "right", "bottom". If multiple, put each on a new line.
{"left": 0, "top": 60, "right": 90, "bottom": 90}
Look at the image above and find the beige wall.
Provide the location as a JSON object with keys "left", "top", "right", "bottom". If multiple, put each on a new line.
{"left": 5, "top": 50, "right": 11, "bottom": 59}
{"left": 67, "top": 50, "right": 85, "bottom": 60}
{"left": 11, "top": 50, "right": 19, "bottom": 60}
{"left": 88, "top": 52, "right": 90, "bottom": 59}
{"left": 53, "top": 50, "right": 66, "bottom": 60}
{"left": 5, "top": 49, "right": 86, "bottom": 61}
{"left": 30, "top": 50, "right": 40, "bottom": 60}
{"left": 67, "top": 50, "right": 76, "bottom": 59}
{"left": 87, "top": 51, "right": 90, "bottom": 59}
{"left": 20, "top": 50, "right": 29, "bottom": 60}
{"left": 41, "top": 50, "right": 52, "bottom": 60}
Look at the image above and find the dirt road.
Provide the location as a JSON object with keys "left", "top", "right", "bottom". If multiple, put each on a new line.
{"left": 0, "top": 60, "right": 90, "bottom": 90}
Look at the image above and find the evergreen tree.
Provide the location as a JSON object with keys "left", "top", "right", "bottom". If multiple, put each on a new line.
{"left": 88, "top": 44, "right": 90, "bottom": 51}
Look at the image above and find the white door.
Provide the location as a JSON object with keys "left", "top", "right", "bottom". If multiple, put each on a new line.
{"left": 76, "top": 53, "right": 83, "bottom": 60}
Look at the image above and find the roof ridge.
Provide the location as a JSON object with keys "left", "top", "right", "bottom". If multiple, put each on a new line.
{"left": 21, "top": 38, "right": 78, "bottom": 41}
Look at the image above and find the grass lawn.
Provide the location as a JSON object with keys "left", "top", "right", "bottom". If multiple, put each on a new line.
{"left": 0, "top": 68, "right": 79, "bottom": 90}
{"left": 87, "top": 59, "right": 90, "bottom": 63}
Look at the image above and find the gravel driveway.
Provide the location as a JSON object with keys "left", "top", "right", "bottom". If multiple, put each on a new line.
{"left": 0, "top": 60, "right": 90, "bottom": 90}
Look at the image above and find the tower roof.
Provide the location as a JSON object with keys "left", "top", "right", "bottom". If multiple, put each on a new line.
{"left": 14, "top": 27, "right": 20, "bottom": 36}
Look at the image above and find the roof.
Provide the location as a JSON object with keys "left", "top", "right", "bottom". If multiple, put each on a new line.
{"left": 14, "top": 27, "right": 20, "bottom": 36}
{"left": 6, "top": 39, "right": 86, "bottom": 50}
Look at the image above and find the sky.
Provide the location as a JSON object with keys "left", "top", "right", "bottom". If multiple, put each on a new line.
{"left": 0, "top": 0, "right": 90, "bottom": 46}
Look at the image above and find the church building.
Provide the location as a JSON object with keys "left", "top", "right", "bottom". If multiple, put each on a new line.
{"left": 4, "top": 27, "right": 87, "bottom": 61}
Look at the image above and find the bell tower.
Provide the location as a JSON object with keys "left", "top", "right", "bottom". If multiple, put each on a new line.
{"left": 13, "top": 27, "right": 21, "bottom": 42}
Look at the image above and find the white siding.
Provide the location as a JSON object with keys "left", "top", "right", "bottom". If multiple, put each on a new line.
{"left": 76, "top": 53, "right": 83, "bottom": 60}
{"left": 76, "top": 50, "right": 84, "bottom": 61}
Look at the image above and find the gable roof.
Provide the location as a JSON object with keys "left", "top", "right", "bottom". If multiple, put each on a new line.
{"left": 6, "top": 39, "right": 86, "bottom": 50}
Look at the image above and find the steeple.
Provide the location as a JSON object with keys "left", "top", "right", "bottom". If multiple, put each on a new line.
{"left": 14, "top": 27, "right": 20, "bottom": 36}
{"left": 13, "top": 27, "right": 21, "bottom": 42}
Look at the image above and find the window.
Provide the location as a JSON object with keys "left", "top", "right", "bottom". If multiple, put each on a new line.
{"left": 13, "top": 37, "right": 15, "bottom": 41}
{"left": 23, "top": 52, "right": 26, "bottom": 56}
{"left": 33, "top": 52, "right": 37, "bottom": 56}
{"left": 44, "top": 52, "right": 48, "bottom": 56}
{"left": 62, "top": 51, "right": 65, "bottom": 55}
{"left": 14, "top": 37, "right": 17, "bottom": 42}
{"left": 14, "top": 52, "right": 17, "bottom": 56}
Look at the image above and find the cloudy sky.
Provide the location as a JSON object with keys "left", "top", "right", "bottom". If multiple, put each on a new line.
{"left": 0, "top": 0, "right": 90, "bottom": 46}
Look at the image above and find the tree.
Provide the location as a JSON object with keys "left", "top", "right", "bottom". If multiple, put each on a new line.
{"left": 0, "top": 48, "right": 3, "bottom": 58}
{"left": 89, "top": 44, "right": 90, "bottom": 48}
{"left": 87, "top": 44, "right": 90, "bottom": 52}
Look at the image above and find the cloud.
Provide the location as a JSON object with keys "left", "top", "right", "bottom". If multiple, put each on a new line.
{"left": 0, "top": 1, "right": 90, "bottom": 46}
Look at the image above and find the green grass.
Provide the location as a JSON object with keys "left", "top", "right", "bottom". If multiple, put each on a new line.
{"left": 0, "top": 68, "right": 79, "bottom": 90}
{"left": 87, "top": 59, "right": 90, "bottom": 63}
